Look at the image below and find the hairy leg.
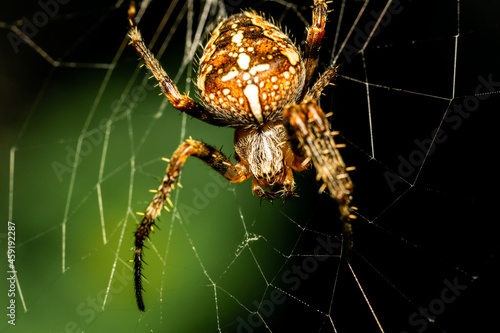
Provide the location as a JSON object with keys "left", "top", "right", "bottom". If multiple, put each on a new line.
{"left": 127, "top": 4, "right": 227, "bottom": 126}
{"left": 302, "top": 0, "right": 328, "bottom": 96}
{"left": 134, "top": 140, "right": 250, "bottom": 310}
{"left": 283, "top": 100, "right": 356, "bottom": 250}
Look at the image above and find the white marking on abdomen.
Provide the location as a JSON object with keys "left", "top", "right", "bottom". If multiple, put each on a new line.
{"left": 249, "top": 64, "right": 270, "bottom": 75}
{"left": 237, "top": 53, "right": 250, "bottom": 70}
{"left": 221, "top": 68, "right": 239, "bottom": 82}
{"left": 243, "top": 84, "right": 263, "bottom": 123}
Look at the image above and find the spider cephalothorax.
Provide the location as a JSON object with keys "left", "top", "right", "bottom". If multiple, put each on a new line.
{"left": 128, "top": 0, "right": 355, "bottom": 311}
{"left": 234, "top": 121, "right": 297, "bottom": 198}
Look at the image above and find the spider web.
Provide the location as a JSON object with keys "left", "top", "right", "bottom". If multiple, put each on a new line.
{"left": 1, "top": 0, "right": 499, "bottom": 332}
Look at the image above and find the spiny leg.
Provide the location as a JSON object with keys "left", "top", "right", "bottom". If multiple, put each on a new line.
{"left": 134, "top": 140, "right": 249, "bottom": 311}
{"left": 302, "top": 0, "right": 328, "bottom": 96}
{"left": 283, "top": 100, "right": 356, "bottom": 251}
{"left": 305, "top": 65, "right": 337, "bottom": 101}
{"left": 127, "top": 3, "right": 226, "bottom": 126}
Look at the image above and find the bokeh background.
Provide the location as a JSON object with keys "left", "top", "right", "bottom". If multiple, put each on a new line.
{"left": 1, "top": 1, "right": 499, "bottom": 332}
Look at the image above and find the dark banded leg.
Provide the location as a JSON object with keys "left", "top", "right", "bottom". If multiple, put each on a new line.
{"left": 305, "top": 66, "right": 337, "bottom": 101}
{"left": 283, "top": 100, "right": 356, "bottom": 251}
{"left": 134, "top": 140, "right": 250, "bottom": 311}
{"left": 127, "top": 4, "right": 227, "bottom": 126}
{"left": 302, "top": 0, "right": 328, "bottom": 95}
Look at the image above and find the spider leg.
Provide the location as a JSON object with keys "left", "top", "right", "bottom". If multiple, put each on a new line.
{"left": 134, "top": 140, "right": 250, "bottom": 311}
{"left": 302, "top": 0, "right": 328, "bottom": 96}
{"left": 305, "top": 65, "right": 337, "bottom": 101}
{"left": 283, "top": 100, "right": 355, "bottom": 251}
{"left": 127, "top": 5, "right": 226, "bottom": 126}
{"left": 280, "top": 166, "right": 296, "bottom": 198}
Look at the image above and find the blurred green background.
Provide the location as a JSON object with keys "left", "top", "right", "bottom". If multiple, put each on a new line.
{"left": 1, "top": 1, "right": 499, "bottom": 333}
{"left": 0, "top": 1, "right": 327, "bottom": 332}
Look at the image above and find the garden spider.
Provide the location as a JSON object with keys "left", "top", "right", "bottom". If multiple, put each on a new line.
{"left": 128, "top": 0, "right": 356, "bottom": 311}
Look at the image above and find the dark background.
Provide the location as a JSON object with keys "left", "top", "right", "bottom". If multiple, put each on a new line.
{"left": 1, "top": 1, "right": 499, "bottom": 332}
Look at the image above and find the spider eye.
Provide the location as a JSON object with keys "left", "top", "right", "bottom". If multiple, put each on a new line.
{"left": 197, "top": 12, "right": 305, "bottom": 126}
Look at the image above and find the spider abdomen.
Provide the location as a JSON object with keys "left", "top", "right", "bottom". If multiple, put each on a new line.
{"left": 197, "top": 12, "right": 305, "bottom": 126}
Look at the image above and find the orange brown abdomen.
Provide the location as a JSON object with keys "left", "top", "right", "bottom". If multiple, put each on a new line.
{"left": 197, "top": 12, "right": 305, "bottom": 126}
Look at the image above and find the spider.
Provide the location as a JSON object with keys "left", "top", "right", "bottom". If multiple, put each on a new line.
{"left": 128, "top": 0, "right": 356, "bottom": 311}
